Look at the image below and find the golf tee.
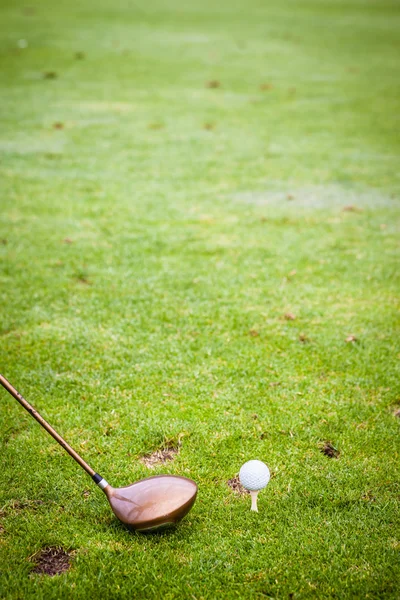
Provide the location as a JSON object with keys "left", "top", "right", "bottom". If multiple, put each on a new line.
{"left": 250, "top": 490, "right": 259, "bottom": 512}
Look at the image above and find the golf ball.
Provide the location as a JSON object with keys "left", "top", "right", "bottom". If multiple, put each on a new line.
{"left": 239, "top": 460, "right": 270, "bottom": 491}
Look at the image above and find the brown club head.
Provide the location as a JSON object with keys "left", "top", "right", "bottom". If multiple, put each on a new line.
{"left": 103, "top": 475, "right": 197, "bottom": 532}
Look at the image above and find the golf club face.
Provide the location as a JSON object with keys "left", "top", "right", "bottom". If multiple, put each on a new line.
{"left": 104, "top": 475, "right": 198, "bottom": 532}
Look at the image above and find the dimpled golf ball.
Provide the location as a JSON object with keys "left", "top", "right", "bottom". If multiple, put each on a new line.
{"left": 239, "top": 460, "right": 270, "bottom": 491}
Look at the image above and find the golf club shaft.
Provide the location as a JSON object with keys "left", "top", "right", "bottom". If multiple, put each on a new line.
{"left": 0, "top": 373, "right": 97, "bottom": 478}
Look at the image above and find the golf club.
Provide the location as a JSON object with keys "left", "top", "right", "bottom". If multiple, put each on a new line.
{"left": 0, "top": 374, "right": 197, "bottom": 532}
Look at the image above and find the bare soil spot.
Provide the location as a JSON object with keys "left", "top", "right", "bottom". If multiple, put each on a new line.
{"left": 140, "top": 445, "right": 178, "bottom": 468}
{"left": 31, "top": 546, "right": 71, "bottom": 576}
{"left": 227, "top": 476, "right": 249, "bottom": 495}
{"left": 321, "top": 441, "right": 340, "bottom": 458}
{"left": 206, "top": 80, "right": 221, "bottom": 88}
{"left": 53, "top": 122, "right": 64, "bottom": 129}
{"left": 43, "top": 71, "right": 57, "bottom": 80}
{"left": 260, "top": 83, "right": 273, "bottom": 91}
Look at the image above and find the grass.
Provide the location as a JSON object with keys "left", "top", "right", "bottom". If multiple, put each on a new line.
{"left": 0, "top": 0, "right": 399, "bottom": 597}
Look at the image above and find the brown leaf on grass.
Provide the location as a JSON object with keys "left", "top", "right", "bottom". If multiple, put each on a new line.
{"left": 259, "top": 83, "right": 273, "bottom": 91}
{"left": 31, "top": 547, "right": 71, "bottom": 576}
{"left": 345, "top": 335, "right": 357, "bottom": 343}
{"left": 284, "top": 312, "right": 296, "bottom": 321}
{"left": 53, "top": 122, "right": 64, "bottom": 129}
{"left": 206, "top": 80, "right": 221, "bottom": 88}
{"left": 249, "top": 329, "right": 259, "bottom": 337}
{"left": 320, "top": 441, "right": 340, "bottom": 459}
{"left": 287, "top": 194, "right": 294, "bottom": 200}
{"left": 227, "top": 476, "right": 249, "bottom": 495}
{"left": 76, "top": 275, "right": 90, "bottom": 285}
{"left": 343, "top": 205, "right": 362, "bottom": 212}
{"left": 269, "top": 381, "right": 281, "bottom": 387}
{"left": 140, "top": 446, "right": 178, "bottom": 468}
{"left": 43, "top": 71, "right": 57, "bottom": 80}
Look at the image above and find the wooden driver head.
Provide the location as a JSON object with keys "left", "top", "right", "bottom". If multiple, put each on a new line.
{"left": 103, "top": 475, "right": 198, "bottom": 532}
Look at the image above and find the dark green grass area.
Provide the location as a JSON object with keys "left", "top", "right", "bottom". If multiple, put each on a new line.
{"left": 0, "top": 0, "right": 399, "bottom": 597}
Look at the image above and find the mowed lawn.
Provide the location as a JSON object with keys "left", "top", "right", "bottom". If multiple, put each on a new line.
{"left": 0, "top": 0, "right": 399, "bottom": 597}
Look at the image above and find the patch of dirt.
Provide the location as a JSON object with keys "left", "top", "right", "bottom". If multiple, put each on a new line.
{"left": 320, "top": 441, "right": 340, "bottom": 459}
{"left": 140, "top": 446, "right": 178, "bottom": 468}
{"left": 260, "top": 83, "right": 273, "bottom": 91}
{"left": 249, "top": 329, "right": 259, "bottom": 337}
{"left": 53, "top": 122, "right": 64, "bottom": 129}
{"left": 203, "top": 122, "right": 215, "bottom": 130}
{"left": 43, "top": 71, "right": 57, "bottom": 80}
{"left": 31, "top": 546, "right": 71, "bottom": 576}
{"left": 206, "top": 80, "right": 220, "bottom": 88}
{"left": 227, "top": 476, "right": 249, "bottom": 495}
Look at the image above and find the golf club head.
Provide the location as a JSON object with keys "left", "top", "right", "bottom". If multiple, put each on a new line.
{"left": 104, "top": 475, "right": 197, "bottom": 532}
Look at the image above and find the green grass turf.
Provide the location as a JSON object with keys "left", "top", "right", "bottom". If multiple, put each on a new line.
{"left": 0, "top": 0, "right": 400, "bottom": 597}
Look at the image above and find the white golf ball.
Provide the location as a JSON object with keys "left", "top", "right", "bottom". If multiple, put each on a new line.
{"left": 239, "top": 460, "right": 270, "bottom": 491}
